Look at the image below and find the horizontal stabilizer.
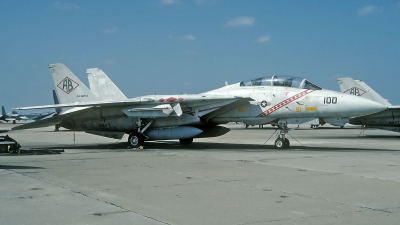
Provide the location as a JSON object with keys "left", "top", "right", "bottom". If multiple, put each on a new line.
{"left": 12, "top": 110, "right": 85, "bottom": 130}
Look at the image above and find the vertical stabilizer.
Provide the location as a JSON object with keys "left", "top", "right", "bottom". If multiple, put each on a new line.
{"left": 338, "top": 77, "right": 392, "bottom": 106}
{"left": 53, "top": 90, "right": 62, "bottom": 114}
{"left": 49, "top": 63, "right": 98, "bottom": 104}
{"left": 2, "top": 106, "right": 6, "bottom": 116}
{"left": 87, "top": 68, "right": 128, "bottom": 101}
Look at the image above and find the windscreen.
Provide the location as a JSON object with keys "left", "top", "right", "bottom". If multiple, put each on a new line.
{"left": 240, "top": 75, "right": 322, "bottom": 90}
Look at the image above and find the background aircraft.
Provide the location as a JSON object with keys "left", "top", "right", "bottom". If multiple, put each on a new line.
{"left": 338, "top": 77, "right": 400, "bottom": 133}
{"left": 1, "top": 106, "right": 30, "bottom": 124}
{"left": 13, "top": 63, "right": 386, "bottom": 149}
{"left": 22, "top": 91, "right": 60, "bottom": 131}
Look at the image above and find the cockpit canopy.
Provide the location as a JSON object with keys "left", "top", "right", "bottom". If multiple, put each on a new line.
{"left": 239, "top": 75, "right": 322, "bottom": 90}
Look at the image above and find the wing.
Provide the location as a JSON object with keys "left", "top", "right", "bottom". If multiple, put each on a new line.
{"left": 13, "top": 95, "right": 239, "bottom": 110}
{"left": 12, "top": 95, "right": 251, "bottom": 130}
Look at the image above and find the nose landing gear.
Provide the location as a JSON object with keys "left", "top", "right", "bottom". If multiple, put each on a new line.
{"left": 274, "top": 123, "right": 290, "bottom": 149}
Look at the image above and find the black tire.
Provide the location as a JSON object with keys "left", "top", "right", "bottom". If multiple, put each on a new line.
{"left": 13, "top": 120, "right": 16, "bottom": 124}
{"left": 284, "top": 138, "right": 290, "bottom": 148}
{"left": 179, "top": 138, "right": 193, "bottom": 145}
{"left": 128, "top": 132, "right": 144, "bottom": 148}
{"left": 274, "top": 138, "right": 285, "bottom": 149}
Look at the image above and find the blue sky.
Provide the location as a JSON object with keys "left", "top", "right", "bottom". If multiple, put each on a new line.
{"left": 1, "top": 0, "right": 400, "bottom": 111}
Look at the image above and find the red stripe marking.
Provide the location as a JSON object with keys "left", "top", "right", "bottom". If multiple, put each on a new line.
{"left": 257, "top": 90, "right": 315, "bottom": 117}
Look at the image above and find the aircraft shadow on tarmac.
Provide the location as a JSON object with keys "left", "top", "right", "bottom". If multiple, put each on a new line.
{"left": 0, "top": 165, "right": 44, "bottom": 170}
{"left": 56, "top": 141, "right": 399, "bottom": 152}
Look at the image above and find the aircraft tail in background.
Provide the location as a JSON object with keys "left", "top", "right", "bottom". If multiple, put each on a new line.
{"left": 338, "top": 77, "right": 392, "bottom": 106}
{"left": 53, "top": 90, "right": 62, "bottom": 114}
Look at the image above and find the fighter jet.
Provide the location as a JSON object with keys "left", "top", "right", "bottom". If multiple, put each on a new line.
{"left": 22, "top": 90, "right": 60, "bottom": 131}
{"left": 1, "top": 106, "right": 29, "bottom": 124}
{"left": 338, "top": 77, "right": 400, "bottom": 132}
{"left": 1, "top": 106, "right": 16, "bottom": 123}
{"left": 12, "top": 63, "right": 386, "bottom": 149}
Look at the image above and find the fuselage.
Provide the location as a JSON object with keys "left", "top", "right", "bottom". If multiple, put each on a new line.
{"left": 59, "top": 82, "right": 386, "bottom": 132}
{"left": 206, "top": 84, "right": 386, "bottom": 125}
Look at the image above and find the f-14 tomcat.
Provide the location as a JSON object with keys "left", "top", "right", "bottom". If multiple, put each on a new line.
{"left": 13, "top": 63, "right": 386, "bottom": 149}
{"left": 338, "top": 77, "right": 400, "bottom": 133}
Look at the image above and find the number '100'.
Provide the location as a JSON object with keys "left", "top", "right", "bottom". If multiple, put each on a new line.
{"left": 324, "top": 97, "right": 337, "bottom": 104}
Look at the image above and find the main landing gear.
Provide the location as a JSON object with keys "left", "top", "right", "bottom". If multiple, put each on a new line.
{"left": 128, "top": 118, "right": 155, "bottom": 148}
{"left": 274, "top": 123, "right": 290, "bottom": 149}
{"left": 128, "top": 132, "right": 144, "bottom": 148}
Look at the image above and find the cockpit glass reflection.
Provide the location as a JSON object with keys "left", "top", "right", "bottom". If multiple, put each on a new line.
{"left": 239, "top": 75, "right": 322, "bottom": 90}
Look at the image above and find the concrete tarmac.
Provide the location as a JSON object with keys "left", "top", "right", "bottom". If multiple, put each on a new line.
{"left": 1, "top": 123, "right": 400, "bottom": 225}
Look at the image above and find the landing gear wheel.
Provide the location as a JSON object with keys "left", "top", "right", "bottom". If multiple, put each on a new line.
{"left": 179, "top": 138, "right": 193, "bottom": 145}
{"left": 275, "top": 138, "right": 284, "bottom": 149}
{"left": 13, "top": 121, "right": 16, "bottom": 124}
{"left": 128, "top": 132, "right": 144, "bottom": 148}
{"left": 275, "top": 138, "right": 290, "bottom": 149}
{"left": 284, "top": 138, "right": 290, "bottom": 148}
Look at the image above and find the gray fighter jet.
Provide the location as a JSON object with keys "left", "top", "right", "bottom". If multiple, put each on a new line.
{"left": 1, "top": 106, "right": 30, "bottom": 124}
{"left": 12, "top": 63, "right": 386, "bottom": 148}
{"left": 338, "top": 77, "right": 400, "bottom": 132}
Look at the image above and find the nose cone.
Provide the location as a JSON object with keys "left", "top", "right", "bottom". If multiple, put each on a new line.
{"left": 342, "top": 94, "right": 387, "bottom": 117}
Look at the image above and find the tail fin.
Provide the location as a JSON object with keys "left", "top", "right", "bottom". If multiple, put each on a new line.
{"left": 87, "top": 68, "right": 128, "bottom": 101}
{"left": 49, "top": 63, "right": 98, "bottom": 104}
{"left": 2, "top": 106, "right": 6, "bottom": 116}
{"left": 52, "top": 90, "right": 62, "bottom": 114}
{"left": 338, "top": 77, "right": 392, "bottom": 106}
